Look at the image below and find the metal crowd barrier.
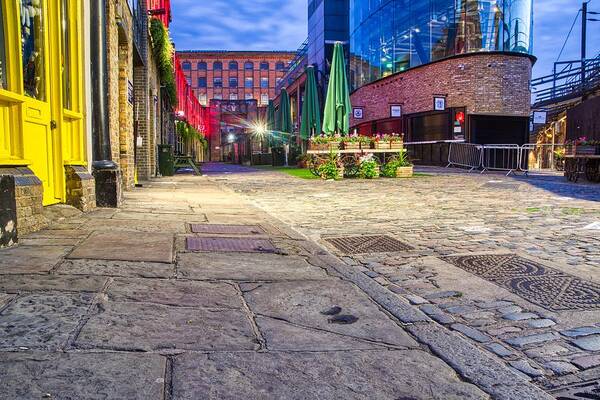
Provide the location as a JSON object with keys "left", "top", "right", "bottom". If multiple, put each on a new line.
{"left": 447, "top": 143, "right": 483, "bottom": 171}
{"left": 446, "top": 143, "right": 565, "bottom": 176}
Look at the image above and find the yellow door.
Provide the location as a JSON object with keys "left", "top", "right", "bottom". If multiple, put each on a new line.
{"left": 19, "top": 0, "right": 59, "bottom": 205}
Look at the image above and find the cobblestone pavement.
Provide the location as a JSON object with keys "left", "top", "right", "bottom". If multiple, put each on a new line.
{"left": 0, "top": 172, "right": 519, "bottom": 400}
{"left": 0, "top": 164, "right": 597, "bottom": 399}
{"left": 207, "top": 163, "right": 600, "bottom": 397}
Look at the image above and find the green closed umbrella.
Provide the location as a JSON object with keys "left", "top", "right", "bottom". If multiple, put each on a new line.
{"left": 300, "top": 66, "right": 321, "bottom": 140}
{"left": 277, "top": 88, "right": 292, "bottom": 144}
{"left": 267, "top": 100, "right": 276, "bottom": 146}
{"left": 323, "top": 42, "right": 351, "bottom": 136}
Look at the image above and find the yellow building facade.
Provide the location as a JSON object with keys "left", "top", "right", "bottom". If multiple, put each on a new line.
{"left": 1, "top": 0, "right": 94, "bottom": 245}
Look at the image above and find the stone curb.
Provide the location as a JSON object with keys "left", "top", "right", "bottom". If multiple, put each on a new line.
{"left": 216, "top": 180, "right": 554, "bottom": 400}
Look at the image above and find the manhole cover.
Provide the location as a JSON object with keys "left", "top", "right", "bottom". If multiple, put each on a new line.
{"left": 189, "top": 224, "right": 265, "bottom": 235}
{"left": 186, "top": 237, "right": 277, "bottom": 253}
{"left": 324, "top": 235, "right": 413, "bottom": 254}
{"left": 550, "top": 379, "right": 600, "bottom": 399}
{"left": 442, "top": 254, "right": 600, "bottom": 311}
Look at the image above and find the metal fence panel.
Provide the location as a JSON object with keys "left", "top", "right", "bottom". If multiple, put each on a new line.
{"left": 447, "top": 143, "right": 483, "bottom": 171}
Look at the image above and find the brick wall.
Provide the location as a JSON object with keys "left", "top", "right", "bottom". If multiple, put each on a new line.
{"left": 65, "top": 166, "right": 97, "bottom": 212}
{"left": 350, "top": 53, "right": 533, "bottom": 127}
{"left": 107, "top": 0, "right": 122, "bottom": 164}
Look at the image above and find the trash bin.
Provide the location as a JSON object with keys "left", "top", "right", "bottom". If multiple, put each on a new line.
{"left": 158, "top": 144, "right": 174, "bottom": 176}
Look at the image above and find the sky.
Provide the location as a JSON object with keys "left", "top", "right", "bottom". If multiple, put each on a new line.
{"left": 170, "top": 0, "right": 600, "bottom": 79}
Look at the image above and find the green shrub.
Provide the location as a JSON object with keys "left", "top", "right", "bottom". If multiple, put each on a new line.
{"left": 359, "top": 159, "right": 379, "bottom": 179}
{"left": 317, "top": 153, "right": 342, "bottom": 180}
{"left": 381, "top": 151, "right": 412, "bottom": 177}
{"left": 150, "top": 19, "right": 177, "bottom": 106}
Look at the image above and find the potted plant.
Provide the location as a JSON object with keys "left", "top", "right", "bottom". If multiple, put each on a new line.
{"left": 341, "top": 133, "right": 361, "bottom": 150}
{"left": 316, "top": 152, "right": 344, "bottom": 180}
{"left": 373, "top": 133, "right": 389, "bottom": 149}
{"left": 358, "top": 154, "right": 380, "bottom": 179}
{"left": 309, "top": 134, "right": 341, "bottom": 151}
{"left": 359, "top": 135, "right": 372, "bottom": 150}
{"left": 389, "top": 133, "right": 404, "bottom": 150}
{"left": 381, "top": 150, "right": 413, "bottom": 178}
{"left": 566, "top": 137, "right": 600, "bottom": 156}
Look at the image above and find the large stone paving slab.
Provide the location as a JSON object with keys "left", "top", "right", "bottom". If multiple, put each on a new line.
{"left": 68, "top": 231, "right": 174, "bottom": 263}
{"left": 0, "top": 293, "right": 93, "bottom": 350}
{"left": 56, "top": 259, "right": 175, "bottom": 278}
{"left": 0, "top": 246, "right": 71, "bottom": 274}
{"left": 177, "top": 252, "right": 327, "bottom": 281}
{"left": 107, "top": 278, "right": 241, "bottom": 308}
{"left": 76, "top": 302, "right": 256, "bottom": 351}
{"left": 0, "top": 274, "right": 107, "bottom": 293}
{"left": 0, "top": 352, "right": 165, "bottom": 399}
{"left": 171, "top": 350, "right": 488, "bottom": 399}
{"left": 241, "top": 280, "right": 418, "bottom": 348}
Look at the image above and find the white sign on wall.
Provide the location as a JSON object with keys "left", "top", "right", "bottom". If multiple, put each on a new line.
{"left": 434, "top": 96, "right": 446, "bottom": 111}
{"left": 533, "top": 111, "right": 547, "bottom": 124}
{"left": 353, "top": 108, "right": 364, "bottom": 119}
{"left": 390, "top": 105, "right": 402, "bottom": 118}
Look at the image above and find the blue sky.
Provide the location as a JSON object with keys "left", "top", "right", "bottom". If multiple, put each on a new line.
{"left": 170, "top": 0, "right": 600, "bottom": 78}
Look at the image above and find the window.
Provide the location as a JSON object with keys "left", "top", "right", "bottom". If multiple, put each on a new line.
{"left": 186, "top": 76, "right": 191, "bottom": 85}
{"left": 260, "top": 61, "right": 269, "bottom": 70}
{"left": 198, "top": 93, "right": 207, "bottom": 106}
{"left": 214, "top": 93, "right": 223, "bottom": 100}
{"left": 230, "top": 93, "right": 238, "bottom": 100}
{"left": 244, "top": 61, "right": 254, "bottom": 70}
{"left": 244, "top": 77, "right": 253, "bottom": 88}
{"left": 213, "top": 61, "right": 222, "bottom": 70}
{"left": 245, "top": 93, "right": 253, "bottom": 100}
{"left": 182, "top": 61, "right": 191, "bottom": 70}
{"left": 276, "top": 78, "right": 283, "bottom": 86}
{"left": 197, "top": 61, "right": 207, "bottom": 70}
{"left": 260, "top": 77, "right": 269, "bottom": 89}
{"left": 214, "top": 77, "right": 223, "bottom": 88}
{"left": 229, "top": 61, "right": 238, "bottom": 70}
{"left": 21, "top": 0, "right": 46, "bottom": 100}
{"left": 198, "top": 77, "right": 207, "bottom": 88}
{"left": 276, "top": 61, "right": 286, "bottom": 71}
{"left": 260, "top": 93, "right": 269, "bottom": 105}
{"left": 0, "top": 3, "right": 6, "bottom": 90}
{"left": 60, "top": 0, "right": 72, "bottom": 108}
{"left": 229, "top": 77, "right": 238, "bottom": 88}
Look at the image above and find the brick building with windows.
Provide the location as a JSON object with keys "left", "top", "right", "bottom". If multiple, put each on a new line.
{"left": 175, "top": 51, "right": 295, "bottom": 106}
{"left": 175, "top": 51, "right": 295, "bottom": 161}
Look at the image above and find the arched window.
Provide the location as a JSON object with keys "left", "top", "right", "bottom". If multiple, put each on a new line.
{"left": 244, "top": 61, "right": 254, "bottom": 70}
{"left": 260, "top": 61, "right": 269, "bottom": 71}
{"left": 229, "top": 61, "right": 238, "bottom": 70}
{"left": 197, "top": 61, "right": 207, "bottom": 70}
{"left": 182, "top": 61, "right": 191, "bottom": 70}
{"left": 213, "top": 61, "right": 223, "bottom": 70}
{"left": 276, "top": 61, "right": 286, "bottom": 71}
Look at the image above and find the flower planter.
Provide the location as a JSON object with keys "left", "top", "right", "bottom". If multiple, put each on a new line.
{"left": 360, "top": 141, "right": 372, "bottom": 150}
{"left": 343, "top": 142, "right": 360, "bottom": 150}
{"left": 309, "top": 143, "right": 328, "bottom": 151}
{"left": 395, "top": 166, "right": 414, "bottom": 178}
{"left": 390, "top": 141, "right": 404, "bottom": 150}
{"left": 328, "top": 142, "right": 341, "bottom": 151}
{"left": 566, "top": 145, "right": 600, "bottom": 156}
{"left": 374, "top": 141, "right": 390, "bottom": 150}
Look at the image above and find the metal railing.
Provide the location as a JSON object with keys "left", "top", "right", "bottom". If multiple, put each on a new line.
{"left": 276, "top": 38, "right": 309, "bottom": 92}
{"left": 446, "top": 143, "right": 567, "bottom": 176}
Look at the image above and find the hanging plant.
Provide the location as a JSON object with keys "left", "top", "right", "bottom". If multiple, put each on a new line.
{"left": 150, "top": 18, "right": 177, "bottom": 106}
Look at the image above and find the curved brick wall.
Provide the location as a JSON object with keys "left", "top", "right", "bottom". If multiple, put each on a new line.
{"left": 350, "top": 53, "right": 533, "bottom": 127}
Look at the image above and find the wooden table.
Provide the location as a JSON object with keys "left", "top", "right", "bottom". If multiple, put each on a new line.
{"left": 564, "top": 155, "right": 600, "bottom": 183}
{"left": 174, "top": 155, "right": 201, "bottom": 176}
{"left": 306, "top": 148, "right": 406, "bottom": 177}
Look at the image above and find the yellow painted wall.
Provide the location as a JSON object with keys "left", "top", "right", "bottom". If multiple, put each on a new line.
{"left": 0, "top": 0, "right": 87, "bottom": 205}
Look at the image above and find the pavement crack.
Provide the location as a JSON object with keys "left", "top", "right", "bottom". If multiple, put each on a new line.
{"left": 255, "top": 313, "right": 404, "bottom": 349}
{"left": 163, "top": 355, "right": 174, "bottom": 400}
{"left": 234, "top": 283, "right": 267, "bottom": 351}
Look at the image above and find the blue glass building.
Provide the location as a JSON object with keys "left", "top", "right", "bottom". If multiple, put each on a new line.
{"left": 349, "top": 0, "right": 533, "bottom": 90}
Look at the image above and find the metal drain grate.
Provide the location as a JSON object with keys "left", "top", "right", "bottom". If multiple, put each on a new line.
{"left": 186, "top": 237, "right": 277, "bottom": 253}
{"left": 550, "top": 379, "right": 600, "bottom": 399}
{"left": 442, "top": 254, "right": 600, "bottom": 311}
{"left": 189, "top": 224, "right": 265, "bottom": 235}
{"left": 324, "top": 235, "right": 413, "bottom": 254}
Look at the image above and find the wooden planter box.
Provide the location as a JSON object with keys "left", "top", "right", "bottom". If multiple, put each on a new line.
{"left": 360, "top": 141, "right": 372, "bottom": 150}
{"left": 566, "top": 145, "right": 599, "bottom": 156}
{"left": 390, "top": 141, "right": 404, "bottom": 150}
{"left": 309, "top": 142, "right": 341, "bottom": 151}
{"left": 343, "top": 142, "right": 360, "bottom": 150}
{"left": 396, "top": 166, "right": 414, "bottom": 178}
{"left": 374, "top": 141, "right": 390, "bottom": 150}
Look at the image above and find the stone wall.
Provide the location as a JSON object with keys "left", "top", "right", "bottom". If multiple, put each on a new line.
{"left": 65, "top": 166, "right": 97, "bottom": 212}
{"left": 0, "top": 167, "right": 47, "bottom": 247}
{"left": 350, "top": 53, "right": 533, "bottom": 127}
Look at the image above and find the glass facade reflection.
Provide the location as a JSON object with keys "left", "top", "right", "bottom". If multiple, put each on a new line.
{"left": 350, "top": 0, "right": 533, "bottom": 90}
